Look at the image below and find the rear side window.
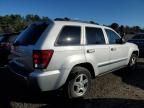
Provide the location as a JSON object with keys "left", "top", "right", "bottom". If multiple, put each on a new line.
{"left": 14, "top": 22, "right": 48, "bottom": 46}
{"left": 56, "top": 26, "right": 81, "bottom": 46}
{"left": 86, "top": 27, "right": 105, "bottom": 45}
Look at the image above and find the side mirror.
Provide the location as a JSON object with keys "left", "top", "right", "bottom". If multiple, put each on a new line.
{"left": 116, "top": 38, "right": 126, "bottom": 44}
{"left": 122, "top": 38, "right": 126, "bottom": 43}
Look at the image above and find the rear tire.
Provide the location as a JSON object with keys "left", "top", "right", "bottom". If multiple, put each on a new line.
{"left": 65, "top": 66, "right": 91, "bottom": 98}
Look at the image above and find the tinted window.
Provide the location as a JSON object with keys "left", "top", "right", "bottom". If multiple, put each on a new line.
{"left": 14, "top": 22, "right": 48, "bottom": 46}
{"left": 86, "top": 27, "right": 105, "bottom": 45}
{"left": 106, "top": 29, "right": 121, "bottom": 44}
{"left": 56, "top": 26, "right": 81, "bottom": 46}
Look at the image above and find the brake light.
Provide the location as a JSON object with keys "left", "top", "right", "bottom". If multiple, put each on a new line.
{"left": 33, "top": 50, "right": 54, "bottom": 69}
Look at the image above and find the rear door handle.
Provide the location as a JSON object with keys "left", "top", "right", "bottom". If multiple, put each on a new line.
{"left": 111, "top": 48, "right": 117, "bottom": 51}
{"left": 87, "top": 49, "right": 95, "bottom": 53}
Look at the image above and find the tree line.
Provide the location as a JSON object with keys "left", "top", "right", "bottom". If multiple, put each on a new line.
{"left": 0, "top": 14, "right": 49, "bottom": 34}
{"left": 110, "top": 23, "right": 144, "bottom": 37}
{"left": 0, "top": 14, "right": 144, "bottom": 36}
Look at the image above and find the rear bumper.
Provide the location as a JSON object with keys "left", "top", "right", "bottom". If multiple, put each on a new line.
{"left": 29, "top": 70, "right": 61, "bottom": 91}
{"left": 8, "top": 63, "right": 62, "bottom": 91}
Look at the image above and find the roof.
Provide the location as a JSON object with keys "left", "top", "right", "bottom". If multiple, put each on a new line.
{"left": 54, "top": 17, "right": 99, "bottom": 25}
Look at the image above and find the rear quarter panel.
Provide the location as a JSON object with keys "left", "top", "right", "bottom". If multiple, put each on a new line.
{"left": 35, "top": 22, "right": 88, "bottom": 87}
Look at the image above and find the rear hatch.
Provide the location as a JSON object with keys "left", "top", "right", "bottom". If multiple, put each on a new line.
{"left": 9, "top": 22, "right": 50, "bottom": 73}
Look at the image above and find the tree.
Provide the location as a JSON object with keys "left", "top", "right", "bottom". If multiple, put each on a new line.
{"left": 110, "top": 23, "right": 119, "bottom": 32}
{"left": 0, "top": 14, "right": 51, "bottom": 33}
{"left": 124, "top": 26, "right": 130, "bottom": 34}
{"left": 132, "top": 26, "right": 141, "bottom": 33}
{"left": 119, "top": 25, "right": 125, "bottom": 37}
{"left": 0, "top": 27, "right": 2, "bottom": 34}
{"left": 41, "top": 16, "right": 49, "bottom": 22}
{"left": 25, "top": 14, "right": 41, "bottom": 24}
{"left": 0, "top": 14, "right": 143, "bottom": 34}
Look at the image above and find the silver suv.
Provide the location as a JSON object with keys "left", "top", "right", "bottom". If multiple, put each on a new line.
{"left": 8, "top": 18, "right": 139, "bottom": 98}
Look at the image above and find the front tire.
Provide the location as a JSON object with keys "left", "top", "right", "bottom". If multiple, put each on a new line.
{"left": 128, "top": 53, "right": 137, "bottom": 71}
{"left": 66, "top": 66, "right": 91, "bottom": 98}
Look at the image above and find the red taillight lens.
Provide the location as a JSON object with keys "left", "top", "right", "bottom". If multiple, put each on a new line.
{"left": 33, "top": 50, "right": 54, "bottom": 69}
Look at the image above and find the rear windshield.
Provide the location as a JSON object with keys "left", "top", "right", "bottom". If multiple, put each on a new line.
{"left": 14, "top": 22, "right": 48, "bottom": 46}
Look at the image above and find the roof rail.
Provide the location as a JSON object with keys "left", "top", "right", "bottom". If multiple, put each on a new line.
{"left": 55, "top": 17, "right": 70, "bottom": 21}
{"left": 54, "top": 17, "right": 99, "bottom": 25}
{"left": 89, "top": 21, "right": 99, "bottom": 25}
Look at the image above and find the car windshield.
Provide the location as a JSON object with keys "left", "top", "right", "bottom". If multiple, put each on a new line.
{"left": 132, "top": 34, "right": 144, "bottom": 39}
{"left": 14, "top": 22, "right": 48, "bottom": 46}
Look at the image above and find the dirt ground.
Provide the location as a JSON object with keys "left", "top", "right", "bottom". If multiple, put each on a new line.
{"left": 0, "top": 58, "right": 144, "bottom": 108}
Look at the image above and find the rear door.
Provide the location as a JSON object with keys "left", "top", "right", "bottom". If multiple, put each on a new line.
{"left": 10, "top": 22, "right": 49, "bottom": 72}
{"left": 51, "top": 25, "right": 85, "bottom": 71}
{"left": 84, "top": 27, "right": 111, "bottom": 74}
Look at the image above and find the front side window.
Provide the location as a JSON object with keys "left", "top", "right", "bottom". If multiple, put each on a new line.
{"left": 56, "top": 26, "right": 81, "bottom": 46}
{"left": 86, "top": 27, "right": 105, "bottom": 45}
{"left": 105, "top": 29, "right": 121, "bottom": 44}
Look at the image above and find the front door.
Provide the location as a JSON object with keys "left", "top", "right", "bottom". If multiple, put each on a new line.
{"left": 105, "top": 29, "right": 129, "bottom": 70}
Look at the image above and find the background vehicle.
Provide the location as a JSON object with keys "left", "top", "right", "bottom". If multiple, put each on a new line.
{"left": 127, "top": 33, "right": 144, "bottom": 57}
{"left": 0, "top": 32, "right": 20, "bottom": 67}
{"left": 8, "top": 18, "right": 139, "bottom": 98}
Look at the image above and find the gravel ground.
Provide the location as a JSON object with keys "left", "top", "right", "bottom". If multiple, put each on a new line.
{"left": 0, "top": 58, "right": 144, "bottom": 108}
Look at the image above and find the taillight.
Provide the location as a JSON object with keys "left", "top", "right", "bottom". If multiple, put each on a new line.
{"left": 33, "top": 50, "right": 54, "bottom": 69}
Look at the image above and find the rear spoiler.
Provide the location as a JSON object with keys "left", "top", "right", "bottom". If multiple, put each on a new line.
{"left": 27, "top": 18, "right": 54, "bottom": 27}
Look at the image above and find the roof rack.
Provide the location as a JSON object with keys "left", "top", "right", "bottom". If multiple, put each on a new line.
{"left": 55, "top": 17, "right": 70, "bottom": 21}
{"left": 54, "top": 17, "right": 99, "bottom": 25}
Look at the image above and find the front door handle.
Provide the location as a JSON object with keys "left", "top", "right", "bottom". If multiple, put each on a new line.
{"left": 111, "top": 48, "right": 117, "bottom": 51}
{"left": 87, "top": 49, "right": 95, "bottom": 53}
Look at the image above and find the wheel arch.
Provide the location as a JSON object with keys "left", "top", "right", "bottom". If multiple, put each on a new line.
{"left": 127, "top": 49, "right": 139, "bottom": 64}
{"left": 132, "top": 51, "right": 139, "bottom": 56}
{"left": 69, "top": 62, "right": 96, "bottom": 79}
